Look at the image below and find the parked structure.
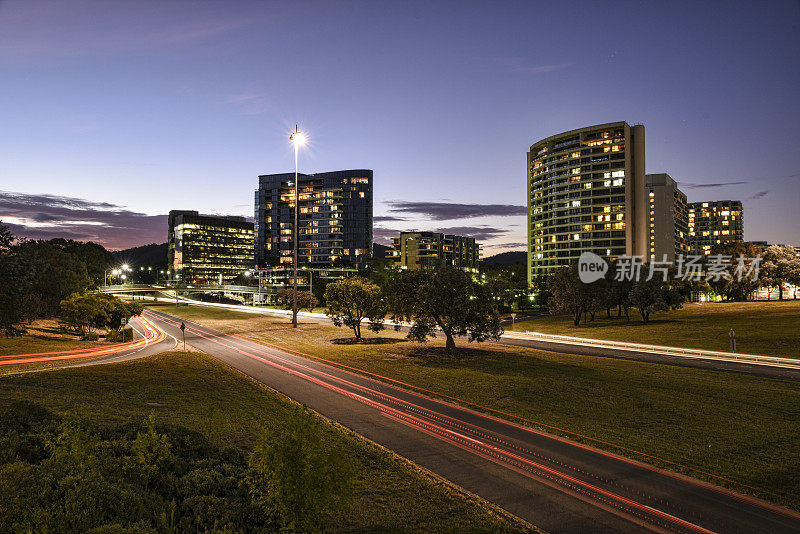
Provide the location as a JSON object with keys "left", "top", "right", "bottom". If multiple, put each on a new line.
{"left": 254, "top": 170, "right": 372, "bottom": 269}
{"left": 527, "top": 121, "right": 648, "bottom": 283}
{"left": 167, "top": 210, "right": 254, "bottom": 285}
{"left": 391, "top": 231, "right": 480, "bottom": 271}
{"left": 687, "top": 200, "right": 744, "bottom": 255}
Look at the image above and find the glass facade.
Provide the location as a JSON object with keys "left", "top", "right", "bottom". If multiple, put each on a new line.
{"left": 167, "top": 210, "right": 254, "bottom": 285}
{"left": 254, "top": 170, "right": 372, "bottom": 268}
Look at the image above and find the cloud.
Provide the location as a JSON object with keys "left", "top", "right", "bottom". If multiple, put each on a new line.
{"left": 373, "top": 215, "right": 407, "bottom": 223}
{"left": 487, "top": 56, "right": 572, "bottom": 75}
{"left": 492, "top": 242, "right": 527, "bottom": 249}
{"left": 372, "top": 223, "right": 510, "bottom": 245}
{"left": 749, "top": 190, "right": 769, "bottom": 200}
{"left": 679, "top": 181, "right": 748, "bottom": 189}
{"left": 0, "top": 0, "right": 255, "bottom": 58}
{"left": 0, "top": 190, "right": 166, "bottom": 250}
{"left": 221, "top": 92, "right": 270, "bottom": 115}
{"left": 387, "top": 201, "right": 526, "bottom": 220}
{"left": 372, "top": 227, "right": 402, "bottom": 245}
{"left": 434, "top": 226, "right": 507, "bottom": 241}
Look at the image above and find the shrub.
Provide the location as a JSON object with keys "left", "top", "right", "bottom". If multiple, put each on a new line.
{"left": 82, "top": 331, "right": 99, "bottom": 341}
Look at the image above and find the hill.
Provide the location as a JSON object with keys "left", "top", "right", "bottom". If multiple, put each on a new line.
{"left": 112, "top": 242, "right": 168, "bottom": 269}
{"left": 481, "top": 251, "right": 526, "bottom": 267}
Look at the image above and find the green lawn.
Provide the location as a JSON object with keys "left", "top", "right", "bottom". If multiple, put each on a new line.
{"left": 513, "top": 300, "right": 800, "bottom": 358}
{"left": 0, "top": 351, "right": 528, "bottom": 533}
{"left": 153, "top": 303, "right": 800, "bottom": 510}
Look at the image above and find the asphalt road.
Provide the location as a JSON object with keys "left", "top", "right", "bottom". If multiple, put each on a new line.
{"left": 64, "top": 315, "right": 178, "bottom": 368}
{"left": 144, "top": 307, "right": 800, "bottom": 534}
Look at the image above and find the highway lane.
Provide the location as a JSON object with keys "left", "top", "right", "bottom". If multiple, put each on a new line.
{"left": 495, "top": 336, "right": 800, "bottom": 381}
{"left": 64, "top": 315, "right": 178, "bottom": 368}
{"left": 144, "top": 307, "right": 800, "bottom": 534}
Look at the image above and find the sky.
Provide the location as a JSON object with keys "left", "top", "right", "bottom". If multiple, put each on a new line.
{"left": 1, "top": 0, "right": 799, "bottom": 252}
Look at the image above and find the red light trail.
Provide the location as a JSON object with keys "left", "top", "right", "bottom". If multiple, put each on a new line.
{"left": 1, "top": 316, "right": 166, "bottom": 368}
{"left": 145, "top": 309, "right": 800, "bottom": 533}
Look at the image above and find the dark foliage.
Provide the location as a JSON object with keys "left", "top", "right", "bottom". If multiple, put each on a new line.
{"left": 0, "top": 402, "right": 353, "bottom": 533}
{"left": 384, "top": 268, "right": 502, "bottom": 354}
{"left": 111, "top": 243, "right": 168, "bottom": 273}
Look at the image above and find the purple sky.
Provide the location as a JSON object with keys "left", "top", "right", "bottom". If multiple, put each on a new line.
{"left": 1, "top": 0, "right": 798, "bottom": 252}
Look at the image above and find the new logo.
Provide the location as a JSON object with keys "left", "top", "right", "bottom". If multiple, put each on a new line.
{"left": 578, "top": 252, "right": 608, "bottom": 283}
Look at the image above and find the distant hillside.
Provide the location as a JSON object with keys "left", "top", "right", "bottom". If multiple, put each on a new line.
{"left": 372, "top": 242, "right": 390, "bottom": 259}
{"left": 112, "top": 242, "right": 168, "bottom": 269}
{"left": 481, "top": 251, "right": 526, "bottom": 267}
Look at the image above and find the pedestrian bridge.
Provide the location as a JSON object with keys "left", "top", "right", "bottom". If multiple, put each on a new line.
{"left": 100, "top": 283, "right": 272, "bottom": 295}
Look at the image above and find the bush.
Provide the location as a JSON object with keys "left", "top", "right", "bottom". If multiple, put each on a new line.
{"left": 82, "top": 331, "right": 99, "bottom": 341}
{"left": 248, "top": 407, "right": 354, "bottom": 532}
{"left": 0, "top": 404, "right": 268, "bottom": 533}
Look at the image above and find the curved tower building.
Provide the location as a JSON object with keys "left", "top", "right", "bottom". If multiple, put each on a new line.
{"left": 527, "top": 121, "right": 647, "bottom": 284}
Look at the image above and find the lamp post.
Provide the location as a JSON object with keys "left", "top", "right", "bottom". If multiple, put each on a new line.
{"left": 289, "top": 125, "right": 306, "bottom": 328}
{"left": 104, "top": 267, "right": 121, "bottom": 287}
{"left": 302, "top": 266, "right": 312, "bottom": 296}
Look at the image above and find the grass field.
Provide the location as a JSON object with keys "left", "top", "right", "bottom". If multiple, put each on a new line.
{"left": 512, "top": 300, "right": 800, "bottom": 358}
{"left": 0, "top": 350, "right": 528, "bottom": 533}
{"left": 149, "top": 302, "right": 800, "bottom": 509}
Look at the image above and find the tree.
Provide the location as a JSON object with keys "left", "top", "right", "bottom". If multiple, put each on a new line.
{"left": 706, "top": 242, "right": 762, "bottom": 301}
{"left": 248, "top": 408, "right": 353, "bottom": 533}
{"left": 386, "top": 268, "right": 501, "bottom": 355}
{"left": 324, "top": 277, "right": 385, "bottom": 340}
{"left": 604, "top": 261, "right": 634, "bottom": 321}
{"left": 13, "top": 240, "right": 91, "bottom": 317}
{"left": 0, "top": 221, "right": 13, "bottom": 253}
{"left": 60, "top": 293, "right": 142, "bottom": 334}
{"left": 547, "top": 264, "right": 603, "bottom": 326}
{"left": 275, "top": 289, "right": 318, "bottom": 312}
{"left": 762, "top": 245, "right": 800, "bottom": 301}
{"left": 628, "top": 278, "right": 682, "bottom": 323}
{"left": 48, "top": 239, "right": 113, "bottom": 288}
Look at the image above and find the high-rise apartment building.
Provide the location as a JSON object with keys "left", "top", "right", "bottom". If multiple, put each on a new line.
{"left": 687, "top": 200, "right": 744, "bottom": 255}
{"left": 167, "top": 210, "right": 254, "bottom": 285}
{"left": 527, "top": 121, "right": 647, "bottom": 283}
{"left": 391, "top": 232, "right": 480, "bottom": 271}
{"left": 645, "top": 173, "right": 688, "bottom": 262}
{"left": 254, "top": 170, "right": 372, "bottom": 268}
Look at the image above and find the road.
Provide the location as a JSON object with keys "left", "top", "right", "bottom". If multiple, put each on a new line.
{"left": 144, "top": 307, "right": 800, "bottom": 534}
{"left": 495, "top": 335, "right": 800, "bottom": 381}
{"left": 0, "top": 315, "right": 177, "bottom": 372}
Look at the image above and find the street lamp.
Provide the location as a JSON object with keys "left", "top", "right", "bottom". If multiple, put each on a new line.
{"left": 289, "top": 125, "right": 306, "bottom": 328}
{"left": 301, "top": 266, "right": 312, "bottom": 296}
{"left": 104, "top": 267, "right": 121, "bottom": 287}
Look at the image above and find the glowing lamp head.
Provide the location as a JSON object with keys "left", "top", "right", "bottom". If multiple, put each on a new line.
{"left": 121, "top": 264, "right": 129, "bottom": 270}
{"left": 290, "top": 131, "right": 306, "bottom": 147}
